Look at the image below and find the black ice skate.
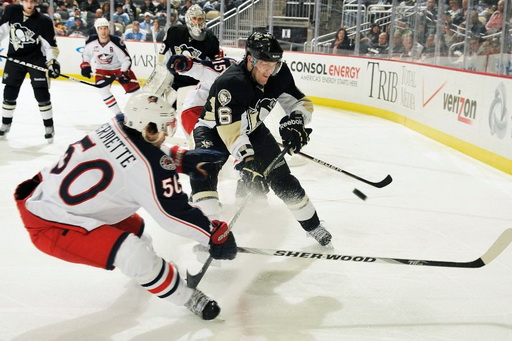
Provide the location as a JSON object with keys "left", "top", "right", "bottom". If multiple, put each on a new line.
{"left": 0, "top": 123, "right": 11, "bottom": 138}
{"left": 44, "top": 126, "right": 54, "bottom": 144}
{"left": 185, "top": 288, "right": 220, "bottom": 320}
{"left": 308, "top": 223, "right": 332, "bottom": 246}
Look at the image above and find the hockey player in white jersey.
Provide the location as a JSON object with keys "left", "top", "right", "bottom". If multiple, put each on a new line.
{"left": 80, "top": 18, "right": 140, "bottom": 115}
{"left": 14, "top": 92, "right": 236, "bottom": 320}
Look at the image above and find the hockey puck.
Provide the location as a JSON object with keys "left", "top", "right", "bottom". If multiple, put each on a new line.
{"left": 353, "top": 188, "right": 367, "bottom": 201}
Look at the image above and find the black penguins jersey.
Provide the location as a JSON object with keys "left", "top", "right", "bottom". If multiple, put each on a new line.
{"left": 198, "top": 61, "right": 314, "bottom": 161}
{"left": 0, "top": 4, "right": 58, "bottom": 62}
{"left": 159, "top": 25, "right": 219, "bottom": 88}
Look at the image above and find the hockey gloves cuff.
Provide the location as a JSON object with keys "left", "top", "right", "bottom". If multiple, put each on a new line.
{"left": 167, "top": 54, "right": 193, "bottom": 74}
{"left": 170, "top": 146, "right": 223, "bottom": 180}
{"left": 209, "top": 220, "right": 237, "bottom": 260}
{"left": 235, "top": 158, "right": 269, "bottom": 195}
{"left": 46, "top": 59, "right": 61, "bottom": 79}
{"left": 118, "top": 71, "right": 131, "bottom": 84}
{"left": 80, "top": 62, "right": 92, "bottom": 78}
{"left": 279, "top": 112, "right": 312, "bottom": 154}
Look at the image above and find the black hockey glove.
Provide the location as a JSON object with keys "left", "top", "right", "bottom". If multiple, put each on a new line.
{"left": 279, "top": 112, "right": 312, "bottom": 154}
{"left": 46, "top": 59, "right": 61, "bottom": 79}
{"left": 170, "top": 146, "right": 223, "bottom": 180}
{"left": 235, "top": 158, "right": 269, "bottom": 195}
{"left": 118, "top": 71, "right": 131, "bottom": 84}
{"left": 80, "top": 62, "right": 92, "bottom": 78}
{"left": 167, "top": 54, "right": 193, "bottom": 73}
{"left": 209, "top": 220, "right": 237, "bottom": 260}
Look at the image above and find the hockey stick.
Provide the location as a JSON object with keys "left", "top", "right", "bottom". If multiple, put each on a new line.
{"left": 278, "top": 143, "right": 392, "bottom": 188}
{"left": 193, "top": 228, "right": 512, "bottom": 268}
{"left": 0, "top": 55, "right": 115, "bottom": 88}
{"left": 91, "top": 73, "right": 147, "bottom": 85}
{"left": 186, "top": 147, "right": 290, "bottom": 289}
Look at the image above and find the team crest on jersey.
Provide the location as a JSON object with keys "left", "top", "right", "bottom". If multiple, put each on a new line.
{"left": 175, "top": 44, "right": 202, "bottom": 59}
{"left": 97, "top": 53, "right": 114, "bottom": 65}
{"left": 10, "top": 23, "right": 36, "bottom": 51}
{"left": 218, "top": 89, "right": 231, "bottom": 106}
{"left": 160, "top": 155, "right": 176, "bottom": 170}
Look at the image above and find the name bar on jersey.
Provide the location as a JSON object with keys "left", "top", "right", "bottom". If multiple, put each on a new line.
{"left": 95, "top": 123, "right": 136, "bottom": 168}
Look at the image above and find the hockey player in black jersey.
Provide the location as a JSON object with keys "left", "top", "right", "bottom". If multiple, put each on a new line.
{"left": 158, "top": 4, "right": 220, "bottom": 91}
{"left": 190, "top": 31, "right": 332, "bottom": 247}
{"left": 0, "top": 0, "right": 60, "bottom": 142}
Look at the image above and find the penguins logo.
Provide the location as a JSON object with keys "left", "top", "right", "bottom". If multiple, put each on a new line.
{"left": 10, "top": 23, "right": 36, "bottom": 51}
{"left": 488, "top": 82, "right": 508, "bottom": 139}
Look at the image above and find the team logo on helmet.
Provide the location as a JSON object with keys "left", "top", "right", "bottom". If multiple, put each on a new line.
{"left": 218, "top": 89, "right": 232, "bottom": 106}
{"left": 147, "top": 95, "right": 158, "bottom": 103}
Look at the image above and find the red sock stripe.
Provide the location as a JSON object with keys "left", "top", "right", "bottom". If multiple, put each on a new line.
{"left": 148, "top": 263, "right": 175, "bottom": 295}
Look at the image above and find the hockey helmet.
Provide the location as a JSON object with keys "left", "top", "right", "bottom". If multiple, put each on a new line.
{"left": 123, "top": 92, "right": 177, "bottom": 136}
{"left": 245, "top": 31, "right": 283, "bottom": 75}
{"left": 94, "top": 17, "right": 109, "bottom": 29}
{"left": 185, "top": 4, "right": 206, "bottom": 41}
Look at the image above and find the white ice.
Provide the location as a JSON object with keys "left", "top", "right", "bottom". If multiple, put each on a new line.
{"left": 1, "top": 81, "right": 512, "bottom": 341}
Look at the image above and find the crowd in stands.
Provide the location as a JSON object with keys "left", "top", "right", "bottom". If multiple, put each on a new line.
{"left": 329, "top": 0, "right": 508, "bottom": 72}
{"left": 0, "top": 0, "right": 242, "bottom": 42}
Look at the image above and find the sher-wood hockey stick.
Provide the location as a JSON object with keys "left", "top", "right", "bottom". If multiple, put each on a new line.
{"left": 187, "top": 147, "right": 290, "bottom": 289}
{"left": 194, "top": 228, "right": 512, "bottom": 268}
{"left": 0, "top": 55, "right": 115, "bottom": 88}
{"left": 278, "top": 143, "right": 392, "bottom": 188}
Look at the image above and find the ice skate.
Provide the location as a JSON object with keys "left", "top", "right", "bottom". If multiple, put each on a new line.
{"left": 184, "top": 288, "right": 220, "bottom": 320}
{"left": 0, "top": 123, "right": 11, "bottom": 139}
{"left": 44, "top": 126, "right": 54, "bottom": 144}
{"left": 307, "top": 223, "right": 332, "bottom": 246}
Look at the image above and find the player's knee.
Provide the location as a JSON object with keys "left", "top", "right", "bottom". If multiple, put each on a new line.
{"left": 33, "top": 87, "right": 51, "bottom": 103}
{"left": 3, "top": 85, "right": 20, "bottom": 102}
{"left": 113, "top": 233, "right": 160, "bottom": 281}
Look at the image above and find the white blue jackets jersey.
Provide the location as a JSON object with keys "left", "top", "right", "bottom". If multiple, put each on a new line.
{"left": 25, "top": 116, "right": 211, "bottom": 244}
{"left": 82, "top": 34, "right": 132, "bottom": 72}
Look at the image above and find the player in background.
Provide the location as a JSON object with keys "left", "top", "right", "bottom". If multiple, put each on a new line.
{"left": 14, "top": 92, "right": 237, "bottom": 320}
{"left": 189, "top": 31, "right": 332, "bottom": 246}
{"left": 80, "top": 18, "right": 140, "bottom": 115}
{"left": 151, "top": 4, "right": 219, "bottom": 127}
{"left": 0, "top": 0, "right": 60, "bottom": 143}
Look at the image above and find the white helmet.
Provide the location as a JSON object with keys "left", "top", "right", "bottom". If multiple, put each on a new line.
{"left": 185, "top": 4, "right": 206, "bottom": 41}
{"left": 123, "top": 92, "right": 177, "bottom": 136}
{"left": 94, "top": 17, "right": 109, "bottom": 29}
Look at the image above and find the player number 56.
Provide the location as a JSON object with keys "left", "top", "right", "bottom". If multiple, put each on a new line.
{"left": 161, "top": 175, "right": 182, "bottom": 197}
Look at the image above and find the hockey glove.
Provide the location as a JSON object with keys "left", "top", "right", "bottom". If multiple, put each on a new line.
{"left": 279, "top": 112, "right": 312, "bottom": 154}
{"left": 80, "top": 62, "right": 92, "bottom": 78}
{"left": 167, "top": 54, "right": 193, "bottom": 74}
{"left": 46, "top": 59, "right": 61, "bottom": 79}
{"left": 118, "top": 71, "right": 131, "bottom": 84}
{"left": 170, "top": 146, "right": 223, "bottom": 180}
{"left": 209, "top": 220, "right": 237, "bottom": 260}
{"left": 235, "top": 158, "right": 269, "bottom": 195}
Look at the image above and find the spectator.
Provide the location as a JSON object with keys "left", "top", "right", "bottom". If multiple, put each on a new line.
{"left": 101, "top": 2, "right": 111, "bottom": 19}
{"left": 64, "top": 8, "right": 85, "bottom": 30}
{"left": 202, "top": 0, "right": 218, "bottom": 13}
{"left": 139, "top": 12, "right": 153, "bottom": 32}
{"left": 113, "top": 2, "right": 131, "bottom": 25}
{"left": 123, "top": 0, "right": 137, "bottom": 22}
{"left": 124, "top": 20, "right": 146, "bottom": 41}
{"left": 391, "top": 30, "right": 404, "bottom": 55}
{"left": 80, "top": 0, "right": 100, "bottom": 13}
{"left": 169, "top": 10, "right": 181, "bottom": 26}
{"left": 68, "top": 16, "right": 90, "bottom": 37}
{"left": 448, "top": 0, "right": 463, "bottom": 25}
{"left": 179, "top": 0, "right": 192, "bottom": 23}
{"left": 368, "top": 31, "right": 389, "bottom": 55}
{"left": 146, "top": 18, "right": 165, "bottom": 42}
{"left": 485, "top": 0, "right": 504, "bottom": 34}
{"left": 331, "top": 27, "right": 353, "bottom": 54}
{"left": 139, "top": 0, "right": 156, "bottom": 15}
{"left": 155, "top": 0, "right": 167, "bottom": 14}
{"left": 468, "top": 9, "right": 487, "bottom": 36}
{"left": 53, "top": 13, "right": 67, "bottom": 36}
{"left": 366, "top": 23, "right": 381, "bottom": 45}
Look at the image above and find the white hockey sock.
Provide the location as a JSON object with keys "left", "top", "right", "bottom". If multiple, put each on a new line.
{"left": 99, "top": 88, "right": 121, "bottom": 115}
{"left": 114, "top": 233, "right": 193, "bottom": 305}
{"left": 191, "top": 191, "right": 222, "bottom": 220}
